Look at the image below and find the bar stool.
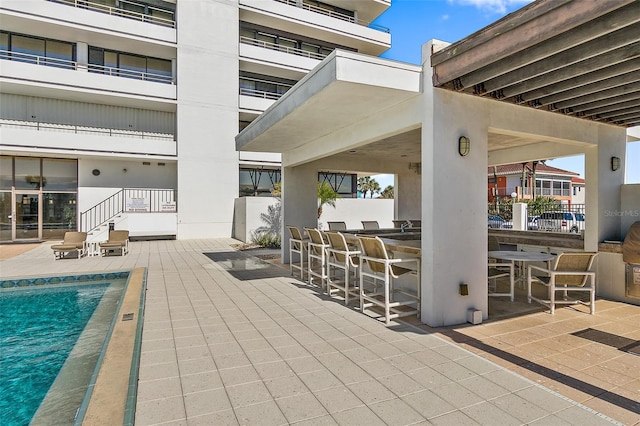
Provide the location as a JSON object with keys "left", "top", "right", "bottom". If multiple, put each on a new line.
{"left": 358, "top": 236, "right": 420, "bottom": 325}
{"left": 305, "top": 227, "right": 329, "bottom": 291}
{"left": 286, "top": 225, "right": 307, "bottom": 280}
{"left": 325, "top": 231, "right": 360, "bottom": 305}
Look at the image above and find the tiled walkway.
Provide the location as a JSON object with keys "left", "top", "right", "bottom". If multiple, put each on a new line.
{"left": 1, "top": 239, "right": 638, "bottom": 425}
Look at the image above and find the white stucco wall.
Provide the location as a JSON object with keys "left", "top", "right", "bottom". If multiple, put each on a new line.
{"left": 319, "top": 198, "right": 395, "bottom": 230}
{"left": 176, "top": 0, "right": 239, "bottom": 239}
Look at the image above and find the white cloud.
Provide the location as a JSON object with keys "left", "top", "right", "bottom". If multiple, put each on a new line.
{"left": 442, "top": 14, "right": 449, "bottom": 20}
{"left": 447, "top": 0, "right": 532, "bottom": 15}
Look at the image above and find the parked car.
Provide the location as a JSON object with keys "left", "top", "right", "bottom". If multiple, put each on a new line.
{"left": 528, "top": 215, "right": 539, "bottom": 230}
{"left": 488, "top": 214, "right": 510, "bottom": 229}
{"left": 538, "top": 212, "right": 584, "bottom": 233}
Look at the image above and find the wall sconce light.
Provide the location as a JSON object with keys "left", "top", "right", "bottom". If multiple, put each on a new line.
{"left": 459, "top": 283, "right": 469, "bottom": 296}
{"left": 408, "top": 162, "right": 421, "bottom": 175}
{"left": 611, "top": 156, "right": 620, "bottom": 171}
{"left": 458, "top": 136, "right": 470, "bottom": 156}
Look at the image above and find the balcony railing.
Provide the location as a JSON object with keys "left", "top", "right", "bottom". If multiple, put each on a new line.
{"left": 0, "top": 50, "right": 76, "bottom": 69}
{"left": 274, "top": 0, "right": 390, "bottom": 33}
{"left": 239, "top": 77, "right": 294, "bottom": 100}
{"left": 48, "top": 0, "right": 176, "bottom": 28}
{"left": 240, "top": 36, "right": 328, "bottom": 61}
{"left": 88, "top": 63, "right": 174, "bottom": 84}
{"left": 1, "top": 50, "right": 175, "bottom": 84}
{"left": 0, "top": 118, "right": 175, "bottom": 141}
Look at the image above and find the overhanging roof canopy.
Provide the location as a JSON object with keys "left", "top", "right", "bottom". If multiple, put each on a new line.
{"left": 236, "top": 50, "right": 421, "bottom": 154}
{"left": 431, "top": 0, "right": 640, "bottom": 128}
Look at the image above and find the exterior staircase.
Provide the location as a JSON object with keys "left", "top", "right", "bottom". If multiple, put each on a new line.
{"left": 81, "top": 188, "right": 177, "bottom": 241}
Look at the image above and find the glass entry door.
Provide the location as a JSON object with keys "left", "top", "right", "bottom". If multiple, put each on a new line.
{"left": 14, "top": 192, "right": 40, "bottom": 240}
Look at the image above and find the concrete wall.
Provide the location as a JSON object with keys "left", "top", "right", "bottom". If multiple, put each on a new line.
{"left": 319, "top": 198, "right": 395, "bottom": 230}
{"left": 233, "top": 197, "right": 281, "bottom": 243}
{"left": 176, "top": 0, "right": 239, "bottom": 239}
{"left": 621, "top": 184, "right": 640, "bottom": 239}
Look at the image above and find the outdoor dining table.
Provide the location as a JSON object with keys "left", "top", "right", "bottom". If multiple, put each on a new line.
{"left": 489, "top": 250, "right": 556, "bottom": 288}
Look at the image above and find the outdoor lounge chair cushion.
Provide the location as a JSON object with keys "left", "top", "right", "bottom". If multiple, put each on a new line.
{"left": 623, "top": 221, "right": 640, "bottom": 264}
{"left": 51, "top": 232, "right": 87, "bottom": 251}
{"left": 99, "top": 230, "right": 129, "bottom": 249}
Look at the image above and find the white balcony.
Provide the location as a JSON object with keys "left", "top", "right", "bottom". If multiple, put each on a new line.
{"left": 0, "top": 119, "right": 177, "bottom": 157}
{"left": 0, "top": 57, "right": 176, "bottom": 110}
{"left": 239, "top": 94, "right": 278, "bottom": 115}
{"left": 239, "top": 0, "right": 390, "bottom": 56}
{"left": 1, "top": 0, "right": 176, "bottom": 57}
{"left": 239, "top": 39, "right": 321, "bottom": 80}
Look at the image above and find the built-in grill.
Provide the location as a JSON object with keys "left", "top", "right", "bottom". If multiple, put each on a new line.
{"left": 623, "top": 221, "right": 640, "bottom": 299}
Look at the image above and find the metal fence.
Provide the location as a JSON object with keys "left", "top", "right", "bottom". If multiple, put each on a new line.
{"left": 488, "top": 202, "right": 586, "bottom": 232}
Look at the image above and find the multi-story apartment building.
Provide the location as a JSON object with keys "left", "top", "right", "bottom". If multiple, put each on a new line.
{"left": 0, "top": 0, "right": 391, "bottom": 242}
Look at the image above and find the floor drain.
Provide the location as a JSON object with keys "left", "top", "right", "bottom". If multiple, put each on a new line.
{"left": 122, "top": 313, "right": 134, "bottom": 321}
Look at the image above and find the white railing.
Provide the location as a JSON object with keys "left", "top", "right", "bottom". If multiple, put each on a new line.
{"left": 239, "top": 76, "right": 294, "bottom": 100}
{"left": 48, "top": 0, "right": 175, "bottom": 28}
{"left": 0, "top": 50, "right": 76, "bottom": 69}
{"left": 1, "top": 50, "right": 174, "bottom": 84}
{"left": 87, "top": 63, "right": 174, "bottom": 84}
{"left": 0, "top": 118, "right": 175, "bottom": 141}
{"left": 239, "top": 88, "right": 283, "bottom": 100}
{"left": 239, "top": 36, "right": 328, "bottom": 60}
{"left": 274, "top": 0, "right": 390, "bottom": 33}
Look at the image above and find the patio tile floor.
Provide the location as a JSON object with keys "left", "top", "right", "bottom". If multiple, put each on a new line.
{"left": 1, "top": 239, "right": 638, "bottom": 425}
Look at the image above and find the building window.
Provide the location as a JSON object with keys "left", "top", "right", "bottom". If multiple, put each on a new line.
{"left": 0, "top": 31, "right": 75, "bottom": 69}
{"left": 88, "top": 46, "right": 172, "bottom": 83}
{"left": 240, "top": 168, "right": 281, "bottom": 197}
{"left": 318, "top": 172, "right": 357, "bottom": 197}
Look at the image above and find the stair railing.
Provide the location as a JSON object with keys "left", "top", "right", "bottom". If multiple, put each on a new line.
{"left": 80, "top": 188, "right": 176, "bottom": 232}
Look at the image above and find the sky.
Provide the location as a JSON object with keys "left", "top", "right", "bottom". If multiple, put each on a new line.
{"left": 368, "top": 0, "right": 639, "bottom": 188}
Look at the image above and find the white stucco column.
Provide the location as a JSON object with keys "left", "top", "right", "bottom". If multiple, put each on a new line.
{"left": 281, "top": 162, "right": 319, "bottom": 263}
{"left": 396, "top": 169, "right": 421, "bottom": 220}
{"left": 584, "top": 125, "right": 627, "bottom": 249}
{"left": 175, "top": 1, "right": 239, "bottom": 239}
{"left": 420, "top": 41, "right": 489, "bottom": 326}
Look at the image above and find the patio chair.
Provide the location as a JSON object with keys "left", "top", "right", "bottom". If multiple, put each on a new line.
{"left": 527, "top": 252, "right": 598, "bottom": 314}
{"left": 325, "top": 231, "right": 360, "bottom": 305}
{"left": 99, "top": 230, "right": 129, "bottom": 256}
{"left": 287, "top": 225, "right": 307, "bottom": 280}
{"left": 361, "top": 221, "right": 379, "bottom": 230}
{"left": 358, "top": 236, "right": 420, "bottom": 325}
{"left": 51, "top": 231, "right": 87, "bottom": 260}
{"left": 488, "top": 262, "right": 514, "bottom": 301}
{"left": 305, "top": 227, "right": 329, "bottom": 291}
{"left": 327, "top": 221, "right": 347, "bottom": 231}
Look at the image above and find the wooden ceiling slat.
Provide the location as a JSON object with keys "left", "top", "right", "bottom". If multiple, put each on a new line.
{"left": 549, "top": 81, "right": 640, "bottom": 112}
{"left": 430, "top": 0, "right": 640, "bottom": 128}
{"left": 477, "top": 22, "right": 640, "bottom": 96}
{"left": 535, "top": 70, "right": 639, "bottom": 107}
{"left": 510, "top": 50, "right": 640, "bottom": 103}
{"left": 432, "top": 0, "right": 638, "bottom": 87}
{"left": 580, "top": 98, "right": 640, "bottom": 117}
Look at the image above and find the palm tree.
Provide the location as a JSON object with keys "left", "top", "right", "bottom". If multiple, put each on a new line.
{"left": 317, "top": 181, "right": 338, "bottom": 219}
{"left": 379, "top": 185, "right": 394, "bottom": 199}
{"left": 369, "top": 180, "right": 381, "bottom": 198}
{"left": 357, "top": 176, "right": 371, "bottom": 198}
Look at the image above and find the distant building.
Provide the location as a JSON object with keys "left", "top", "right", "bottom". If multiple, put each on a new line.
{"left": 488, "top": 162, "right": 580, "bottom": 205}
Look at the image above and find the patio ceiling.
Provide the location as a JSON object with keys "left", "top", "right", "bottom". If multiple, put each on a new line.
{"left": 431, "top": 0, "right": 640, "bottom": 128}
{"left": 236, "top": 50, "right": 422, "bottom": 156}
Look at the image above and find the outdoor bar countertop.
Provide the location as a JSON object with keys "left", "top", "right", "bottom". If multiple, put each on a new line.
{"left": 341, "top": 229, "right": 421, "bottom": 255}
{"left": 489, "top": 229, "right": 584, "bottom": 249}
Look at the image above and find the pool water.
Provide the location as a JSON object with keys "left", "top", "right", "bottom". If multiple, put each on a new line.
{"left": 0, "top": 283, "right": 117, "bottom": 426}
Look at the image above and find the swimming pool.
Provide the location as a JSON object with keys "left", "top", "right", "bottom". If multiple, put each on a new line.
{"left": 0, "top": 272, "right": 130, "bottom": 426}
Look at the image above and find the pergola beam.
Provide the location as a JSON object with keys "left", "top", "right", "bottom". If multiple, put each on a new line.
{"left": 549, "top": 81, "right": 640, "bottom": 111}
{"left": 431, "top": 0, "right": 634, "bottom": 86}
{"left": 580, "top": 98, "right": 640, "bottom": 118}
{"left": 510, "top": 50, "right": 640, "bottom": 103}
{"left": 536, "top": 70, "right": 639, "bottom": 107}
{"left": 477, "top": 22, "right": 640, "bottom": 96}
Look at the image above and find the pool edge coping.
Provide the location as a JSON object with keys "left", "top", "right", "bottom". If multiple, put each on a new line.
{"left": 76, "top": 267, "right": 146, "bottom": 426}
